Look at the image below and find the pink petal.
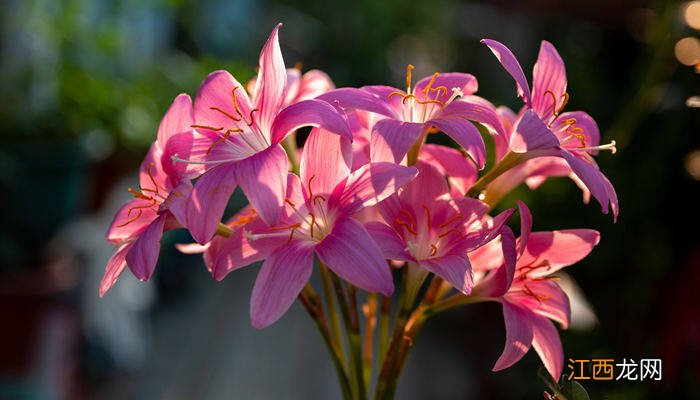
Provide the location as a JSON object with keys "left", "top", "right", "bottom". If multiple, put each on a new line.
{"left": 531, "top": 41, "right": 568, "bottom": 120}
{"left": 413, "top": 72, "right": 479, "bottom": 102}
{"left": 493, "top": 302, "right": 534, "bottom": 371}
{"left": 364, "top": 221, "right": 411, "bottom": 261}
{"left": 300, "top": 127, "right": 352, "bottom": 197}
{"left": 270, "top": 99, "right": 352, "bottom": 144}
{"left": 446, "top": 96, "right": 506, "bottom": 137}
{"left": 481, "top": 39, "right": 532, "bottom": 105}
{"left": 420, "top": 254, "right": 474, "bottom": 295}
{"left": 516, "top": 200, "right": 532, "bottom": 256}
{"left": 283, "top": 68, "right": 301, "bottom": 105}
{"left": 157, "top": 93, "right": 194, "bottom": 154}
{"left": 186, "top": 163, "right": 237, "bottom": 244}
{"left": 559, "top": 150, "right": 619, "bottom": 220}
{"left": 510, "top": 110, "right": 560, "bottom": 153}
{"left": 250, "top": 240, "right": 315, "bottom": 329}
{"left": 317, "top": 87, "right": 396, "bottom": 118}
{"left": 252, "top": 23, "right": 286, "bottom": 135}
{"left": 531, "top": 315, "right": 564, "bottom": 379}
{"left": 296, "top": 69, "right": 335, "bottom": 101}
{"left": 370, "top": 119, "right": 425, "bottom": 163}
{"left": 398, "top": 161, "right": 450, "bottom": 206}
{"left": 316, "top": 218, "right": 394, "bottom": 295}
{"left": 99, "top": 242, "right": 134, "bottom": 297}
{"left": 194, "top": 70, "right": 255, "bottom": 137}
{"left": 162, "top": 180, "right": 193, "bottom": 227}
{"left": 519, "top": 229, "right": 601, "bottom": 276}
{"left": 511, "top": 280, "right": 571, "bottom": 329}
{"left": 175, "top": 242, "right": 209, "bottom": 254}
{"left": 234, "top": 145, "right": 288, "bottom": 226}
{"left": 428, "top": 115, "right": 486, "bottom": 169}
{"left": 469, "top": 239, "right": 504, "bottom": 273}
{"left": 331, "top": 162, "right": 418, "bottom": 216}
{"left": 125, "top": 214, "right": 167, "bottom": 281}
{"left": 472, "top": 226, "right": 516, "bottom": 298}
{"left": 418, "top": 144, "right": 477, "bottom": 196}
{"left": 553, "top": 111, "right": 600, "bottom": 152}
{"left": 106, "top": 199, "right": 158, "bottom": 243}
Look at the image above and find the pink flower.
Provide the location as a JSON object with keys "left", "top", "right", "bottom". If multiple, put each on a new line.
{"left": 318, "top": 66, "right": 501, "bottom": 169}
{"left": 247, "top": 67, "right": 335, "bottom": 108}
{"left": 365, "top": 162, "right": 514, "bottom": 294}
{"left": 101, "top": 94, "right": 196, "bottom": 296}
{"left": 473, "top": 201, "right": 600, "bottom": 378}
{"left": 481, "top": 39, "right": 618, "bottom": 219}
{"left": 165, "top": 24, "right": 351, "bottom": 244}
{"left": 210, "top": 128, "right": 418, "bottom": 328}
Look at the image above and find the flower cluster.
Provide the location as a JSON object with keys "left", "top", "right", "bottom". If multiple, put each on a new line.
{"left": 102, "top": 23, "right": 618, "bottom": 388}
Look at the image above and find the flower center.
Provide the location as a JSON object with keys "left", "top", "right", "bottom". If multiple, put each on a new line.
{"left": 117, "top": 163, "right": 164, "bottom": 227}
{"left": 387, "top": 65, "right": 464, "bottom": 123}
{"left": 394, "top": 205, "right": 466, "bottom": 260}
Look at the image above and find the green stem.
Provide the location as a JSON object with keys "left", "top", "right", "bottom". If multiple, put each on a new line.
{"left": 466, "top": 151, "right": 528, "bottom": 198}
{"left": 281, "top": 134, "right": 300, "bottom": 174}
{"left": 331, "top": 273, "right": 367, "bottom": 400}
{"left": 362, "top": 293, "right": 378, "bottom": 387}
{"left": 299, "top": 285, "right": 353, "bottom": 400}
{"left": 377, "top": 294, "right": 392, "bottom": 367}
{"left": 320, "top": 264, "right": 346, "bottom": 364}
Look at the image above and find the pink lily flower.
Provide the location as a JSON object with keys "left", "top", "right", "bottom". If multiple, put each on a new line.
{"left": 364, "top": 161, "right": 514, "bottom": 294}
{"left": 481, "top": 39, "right": 618, "bottom": 219}
{"left": 248, "top": 67, "right": 335, "bottom": 108}
{"left": 318, "top": 66, "right": 502, "bottom": 169}
{"left": 473, "top": 201, "right": 600, "bottom": 378}
{"left": 165, "top": 24, "right": 351, "bottom": 244}
{"left": 101, "top": 94, "right": 196, "bottom": 296}
{"left": 210, "top": 128, "right": 418, "bottom": 328}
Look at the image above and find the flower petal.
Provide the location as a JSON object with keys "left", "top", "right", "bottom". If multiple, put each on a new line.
{"left": 252, "top": 23, "right": 286, "bottom": 135}
{"left": 212, "top": 220, "right": 286, "bottom": 281}
{"left": 559, "top": 150, "right": 619, "bottom": 220}
{"left": 493, "top": 302, "right": 534, "bottom": 371}
{"left": 162, "top": 180, "right": 193, "bottom": 227}
{"left": 316, "top": 218, "right": 394, "bottom": 295}
{"left": 532, "top": 41, "right": 568, "bottom": 120}
{"left": 364, "top": 221, "right": 411, "bottom": 261}
{"left": 445, "top": 96, "right": 506, "bottom": 137}
{"left": 235, "top": 145, "right": 288, "bottom": 226}
{"left": 125, "top": 214, "right": 167, "bottom": 281}
{"left": 418, "top": 144, "right": 477, "bottom": 196}
{"left": 297, "top": 69, "right": 335, "bottom": 101}
{"left": 481, "top": 39, "right": 532, "bottom": 105}
{"left": 250, "top": 240, "right": 314, "bottom": 329}
{"left": 157, "top": 94, "right": 194, "bottom": 152}
{"left": 473, "top": 226, "right": 516, "bottom": 298}
{"left": 519, "top": 229, "right": 601, "bottom": 276}
{"left": 370, "top": 119, "right": 425, "bottom": 163}
{"left": 511, "top": 280, "right": 571, "bottom": 329}
{"left": 317, "top": 87, "right": 396, "bottom": 118}
{"left": 428, "top": 115, "right": 486, "bottom": 169}
{"left": 331, "top": 162, "right": 418, "bottom": 216}
{"left": 516, "top": 200, "right": 532, "bottom": 256}
{"left": 106, "top": 199, "right": 158, "bottom": 243}
{"left": 553, "top": 111, "right": 600, "bottom": 152}
{"left": 270, "top": 99, "right": 352, "bottom": 144}
{"left": 99, "top": 242, "right": 134, "bottom": 297}
{"left": 414, "top": 72, "right": 479, "bottom": 102}
{"left": 510, "top": 110, "right": 560, "bottom": 153}
{"left": 300, "top": 127, "right": 352, "bottom": 197}
{"left": 194, "top": 70, "right": 255, "bottom": 136}
{"left": 186, "top": 163, "right": 237, "bottom": 244}
{"left": 531, "top": 315, "right": 565, "bottom": 379}
{"left": 420, "top": 254, "right": 474, "bottom": 294}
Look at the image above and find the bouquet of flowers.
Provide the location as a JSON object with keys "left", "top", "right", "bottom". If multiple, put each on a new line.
{"left": 101, "top": 23, "right": 618, "bottom": 399}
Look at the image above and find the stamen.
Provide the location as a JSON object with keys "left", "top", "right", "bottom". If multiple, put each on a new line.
{"left": 429, "top": 85, "right": 448, "bottom": 99}
{"left": 558, "top": 92, "right": 569, "bottom": 115}
{"left": 421, "top": 72, "right": 439, "bottom": 95}
{"left": 438, "top": 215, "right": 463, "bottom": 229}
{"left": 139, "top": 163, "right": 161, "bottom": 196}
{"left": 307, "top": 175, "right": 317, "bottom": 200}
{"left": 191, "top": 124, "right": 223, "bottom": 131}
{"left": 573, "top": 140, "right": 617, "bottom": 154}
{"left": 544, "top": 90, "right": 559, "bottom": 118}
{"left": 422, "top": 205, "right": 432, "bottom": 228}
{"left": 396, "top": 220, "right": 417, "bottom": 235}
{"left": 397, "top": 209, "right": 417, "bottom": 230}
{"left": 206, "top": 128, "right": 243, "bottom": 155}
{"left": 247, "top": 108, "right": 259, "bottom": 127}
{"left": 405, "top": 64, "right": 415, "bottom": 92}
{"left": 521, "top": 284, "right": 550, "bottom": 303}
{"left": 445, "top": 87, "right": 463, "bottom": 105}
{"left": 231, "top": 86, "right": 249, "bottom": 124}
{"left": 209, "top": 106, "right": 241, "bottom": 122}
{"left": 429, "top": 243, "right": 438, "bottom": 257}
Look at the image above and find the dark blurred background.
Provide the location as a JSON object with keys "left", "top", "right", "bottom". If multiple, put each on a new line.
{"left": 0, "top": 0, "right": 698, "bottom": 398}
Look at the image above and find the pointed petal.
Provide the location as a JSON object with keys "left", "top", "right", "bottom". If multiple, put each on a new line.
{"left": 296, "top": 69, "right": 335, "bottom": 101}
{"left": 364, "top": 221, "right": 411, "bottom": 261}
{"left": 559, "top": 150, "right": 618, "bottom": 220}
{"left": 194, "top": 70, "right": 254, "bottom": 136}
{"left": 445, "top": 96, "right": 506, "bottom": 137}
{"left": 473, "top": 226, "right": 516, "bottom": 298}
{"left": 511, "top": 280, "right": 571, "bottom": 329}
{"left": 520, "top": 229, "right": 601, "bottom": 276}
{"left": 510, "top": 110, "right": 560, "bottom": 153}
{"left": 532, "top": 316, "right": 565, "bottom": 379}
{"left": 553, "top": 111, "right": 600, "bottom": 152}
{"left": 316, "top": 218, "right": 394, "bottom": 295}
{"left": 317, "top": 87, "right": 396, "bottom": 118}
{"left": 421, "top": 254, "right": 474, "bottom": 294}
{"left": 481, "top": 39, "right": 532, "bottom": 105}
{"left": 250, "top": 240, "right": 314, "bottom": 329}
{"left": 532, "top": 41, "right": 568, "bottom": 120}
{"left": 331, "top": 162, "right": 418, "bottom": 216}
{"left": 253, "top": 23, "right": 286, "bottom": 134}
{"left": 370, "top": 119, "right": 425, "bottom": 163}
{"left": 300, "top": 127, "right": 352, "bottom": 197}
{"left": 157, "top": 94, "right": 194, "bottom": 150}
{"left": 213, "top": 223, "right": 286, "bottom": 281}
{"left": 99, "top": 242, "right": 134, "bottom": 297}
{"left": 418, "top": 144, "right": 477, "bottom": 196}
{"left": 493, "top": 302, "right": 534, "bottom": 371}
{"left": 186, "top": 163, "right": 237, "bottom": 244}
{"left": 428, "top": 115, "right": 486, "bottom": 169}
{"left": 516, "top": 200, "right": 532, "bottom": 256}
{"left": 235, "top": 145, "right": 288, "bottom": 226}
{"left": 106, "top": 199, "right": 158, "bottom": 243}
{"left": 162, "top": 180, "right": 193, "bottom": 227}
{"left": 125, "top": 214, "right": 167, "bottom": 281}
{"left": 270, "top": 99, "right": 352, "bottom": 144}
{"left": 414, "top": 72, "right": 479, "bottom": 102}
